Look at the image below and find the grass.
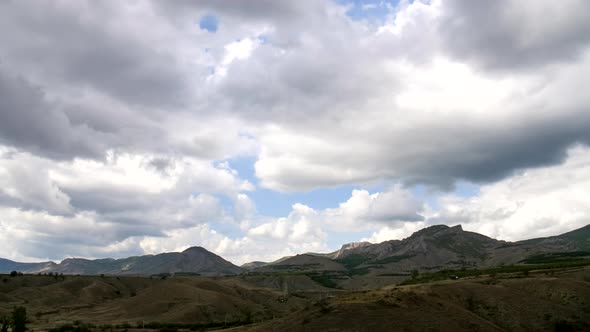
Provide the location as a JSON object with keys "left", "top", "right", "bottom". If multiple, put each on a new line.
{"left": 335, "top": 254, "right": 372, "bottom": 269}
{"left": 519, "top": 251, "right": 590, "bottom": 264}
{"left": 399, "top": 258, "right": 590, "bottom": 285}
{"left": 371, "top": 254, "right": 414, "bottom": 265}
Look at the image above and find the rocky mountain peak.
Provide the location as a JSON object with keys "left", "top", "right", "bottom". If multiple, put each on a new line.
{"left": 340, "top": 241, "right": 372, "bottom": 251}
{"left": 410, "top": 224, "right": 463, "bottom": 238}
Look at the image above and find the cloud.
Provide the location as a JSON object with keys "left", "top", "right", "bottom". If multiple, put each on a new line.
{"left": 439, "top": 0, "right": 590, "bottom": 70}
{"left": 323, "top": 187, "right": 425, "bottom": 230}
{"left": 0, "top": 147, "right": 72, "bottom": 215}
{"left": 245, "top": 6, "right": 590, "bottom": 191}
{"left": 139, "top": 203, "right": 331, "bottom": 265}
{"left": 0, "top": 147, "right": 250, "bottom": 261}
{"left": 0, "top": 1, "right": 192, "bottom": 109}
{"left": 1, "top": 0, "right": 590, "bottom": 264}
{"left": 428, "top": 145, "right": 590, "bottom": 241}
{"left": 0, "top": 70, "right": 109, "bottom": 159}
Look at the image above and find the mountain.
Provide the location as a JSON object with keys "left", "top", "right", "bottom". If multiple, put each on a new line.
{"left": 0, "top": 247, "right": 243, "bottom": 276}
{"left": 247, "top": 224, "right": 590, "bottom": 278}
{"left": 325, "top": 225, "right": 501, "bottom": 275}
{"left": 0, "top": 258, "right": 56, "bottom": 274}
{"left": 3, "top": 224, "right": 590, "bottom": 278}
{"left": 255, "top": 254, "right": 347, "bottom": 273}
{"left": 327, "top": 224, "right": 590, "bottom": 275}
{"left": 329, "top": 241, "right": 372, "bottom": 259}
{"left": 240, "top": 261, "right": 268, "bottom": 270}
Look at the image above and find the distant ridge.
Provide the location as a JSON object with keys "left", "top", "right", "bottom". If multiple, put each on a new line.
{"left": 244, "top": 223, "right": 590, "bottom": 275}
{"left": 3, "top": 224, "right": 590, "bottom": 277}
{"left": 0, "top": 246, "right": 243, "bottom": 276}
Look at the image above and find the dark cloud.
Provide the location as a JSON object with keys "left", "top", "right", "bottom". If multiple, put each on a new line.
{"left": 389, "top": 111, "right": 590, "bottom": 188}
{"left": 0, "top": 1, "right": 192, "bottom": 109}
{"left": 0, "top": 70, "right": 108, "bottom": 159}
{"left": 439, "top": 0, "right": 590, "bottom": 70}
{"left": 157, "top": 0, "right": 315, "bottom": 23}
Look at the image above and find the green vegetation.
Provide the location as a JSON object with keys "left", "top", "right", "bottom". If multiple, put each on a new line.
{"left": 347, "top": 267, "right": 370, "bottom": 276}
{"left": 12, "top": 307, "right": 27, "bottom": 332}
{"left": 335, "top": 254, "right": 372, "bottom": 269}
{"left": 400, "top": 258, "right": 590, "bottom": 285}
{"left": 431, "top": 235, "right": 488, "bottom": 259}
{"left": 1, "top": 316, "right": 9, "bottom": 332}
{"left": 307, "top": 273, "right": 341, "bottom": 289}
{"left": 49, "top": 323, "right": 90, "bottom": 332}
{"left": 519, "top": 251, "right": 590, "bottom": 264}
{"left": 372, "top": 254, "right": 414, "bottom": 265}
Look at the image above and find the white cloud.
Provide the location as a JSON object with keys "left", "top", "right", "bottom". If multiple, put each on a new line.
{"left": 363, "top": 221, "right": 427, "bottom": 243}
{"left": 1, "top": 0, "right": 590, "bottom": 264}
{"left": 323, "top": 186, "right": 424, "bottom": 231}
{"left": 429, "top": 145, "right": 590, "bottom": 241}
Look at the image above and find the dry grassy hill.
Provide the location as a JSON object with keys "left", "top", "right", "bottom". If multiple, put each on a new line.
{"left": 229, "top": 267, "right": 590, "bottom": 332}
{"left": 0, "top": 274, "right": 309, "bottom": 331}
{"left": 1, "top": 266, "right": 589, "bottom": 331}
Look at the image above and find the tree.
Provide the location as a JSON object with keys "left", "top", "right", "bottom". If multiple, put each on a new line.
{"left": 9, "top": 271, "right": 18, "bottom": 277}
{"left": 12, "top": 306, "right": 27, "bottom": 332}
{"left": 1, "top": 316, "right": 9, "bottom": 332}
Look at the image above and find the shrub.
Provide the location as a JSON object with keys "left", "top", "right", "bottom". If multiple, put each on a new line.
{"left": 12, "top": 307, "right": 27, "bottom": 332}
{"left": 159, "top": 328, "right": 178, "bottom": 332}
{"left": 1, "top": 316, "right": 9, "bottom": 332}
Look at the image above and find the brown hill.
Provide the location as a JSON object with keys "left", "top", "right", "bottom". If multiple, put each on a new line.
{"left": 228, "top": 267, "right": 590, "bottom": 332}
{"left": 1, "top": 265, "right": 589, "bottom": 331}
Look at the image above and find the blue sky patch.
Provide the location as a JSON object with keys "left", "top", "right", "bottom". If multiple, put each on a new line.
{"left": 199, "top": 15, "right": 219, "bottom": 33}
{"left": 337, "top": 0, "right": 400, "bottom": 22}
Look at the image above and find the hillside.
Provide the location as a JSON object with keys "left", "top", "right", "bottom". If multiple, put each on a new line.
{"left": 0, "top": 247, "right": 243, "bottom": 276}
{"left": 327, "top": 224, "right": 590, "bottom": 275}
{"left": 239, "top": 224, "right": 590, "bottom": 289}
{"left": 3, "top": 224, "right": 590, "bottom": 280}
{"left": 3, "top": 266, "right": 589, "bottom": 332}
{"left": 0, "top": 274, "right": 309, "bottom": 330}
{"left": 0, "top": 258, "right": 57, "bottom": 274}
{"left": 254, "top": 254, "right": 347, "bottom": 273}
{"left": 240, "top": 261, "right": 268, "bottom": 270}
{"left": 229, "top": 268, "right": 590, "bottom": 332}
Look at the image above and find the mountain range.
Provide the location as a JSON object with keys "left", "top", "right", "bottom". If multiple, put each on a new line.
{"left": 0, "top": 246, "right": 242, "bottom": 276}
{"left": 2, "top": 224, "right": 589, "bottom": 277}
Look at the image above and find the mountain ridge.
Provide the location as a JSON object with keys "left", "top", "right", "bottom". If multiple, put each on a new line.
{"left": 2, "top": 224, "right": 590, "bottom": 277}
{"left": 0, "top": 246, "right": 242, "bottom": 276}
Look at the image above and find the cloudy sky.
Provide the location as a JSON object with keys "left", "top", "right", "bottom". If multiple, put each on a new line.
{"left": 1, "top": 0, "right": 590, "bottom": 265}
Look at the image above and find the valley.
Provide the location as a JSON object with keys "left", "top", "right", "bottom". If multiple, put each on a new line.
{"left": 2, "top": 224, "right": 590, "bottom": 331}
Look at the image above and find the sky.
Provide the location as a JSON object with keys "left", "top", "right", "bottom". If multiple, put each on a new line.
{"left": 1, "top": 0, "right": 590, "bottom": 265}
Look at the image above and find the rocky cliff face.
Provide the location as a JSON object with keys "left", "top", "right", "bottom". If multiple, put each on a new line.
{"left": 329, "top": 224, "right": 590, "bottom": 274}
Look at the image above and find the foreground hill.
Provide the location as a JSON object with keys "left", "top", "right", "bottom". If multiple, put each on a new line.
{"left": 0, "top": 274, "right": 309, "bottom": 330}
{"left": 0, "top": 247, "right": 243, "bottom": 276}
{"left": 229, "top": 268, "right": 590, "bottom": 332}
{"left": 2, "top": 266, "right": 588, "bottom": 332}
